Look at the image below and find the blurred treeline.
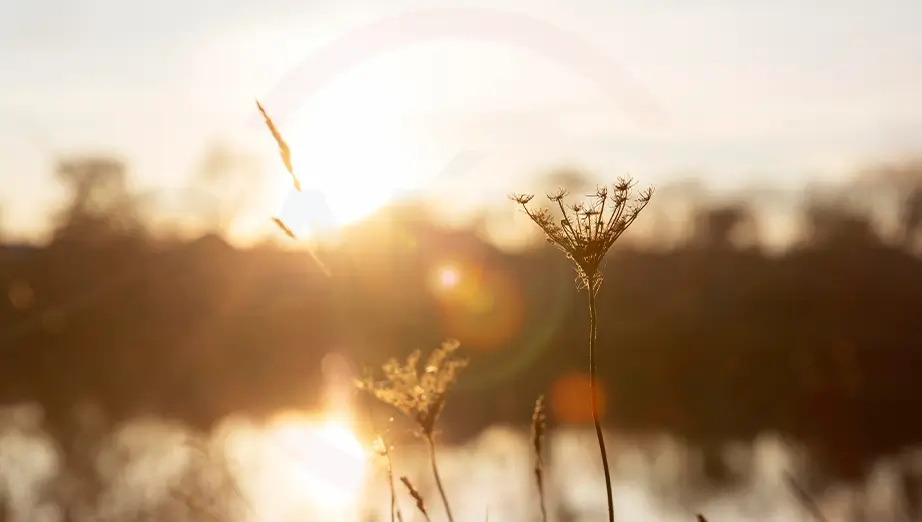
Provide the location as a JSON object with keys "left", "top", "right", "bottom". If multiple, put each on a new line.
{"left": 4, "top": 153, "right": 922, "bottom": 485}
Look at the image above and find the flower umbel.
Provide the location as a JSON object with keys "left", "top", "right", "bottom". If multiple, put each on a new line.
{"left": 511, "top": 178, "right": 653, "bottom": 293}
{"left": 512, "top": 176, "right": 653, "bottom": 522}
{"left": 356, "top": 339, "right": 468, "bottom": 437}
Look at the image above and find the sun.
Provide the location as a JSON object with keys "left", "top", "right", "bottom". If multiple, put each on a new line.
{"left": 266, "top": 118, "right": 423, "bottom": 239}
{"left": 264, "top": 74, "right": 428, "bottom": 239}
{"left": 268, "top": 414, "right": 368, "bottom": 509}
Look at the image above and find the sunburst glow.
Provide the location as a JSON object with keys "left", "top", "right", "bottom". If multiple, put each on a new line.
{"left": 264, "top": 66, "right": 430, "bottom": 238}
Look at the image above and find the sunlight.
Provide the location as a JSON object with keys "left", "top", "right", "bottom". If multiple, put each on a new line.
{"left": 268, "top": 413, "right": 368, "bottom": 509}
{"left": 263, "top": 63, "right": 431, "bottom": 238}
{"left": 267, "top": 130, "right": 421, "bottom": 239}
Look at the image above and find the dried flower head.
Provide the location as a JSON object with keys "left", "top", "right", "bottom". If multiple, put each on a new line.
{"left": 511, "top": 178, "right": 653, "bottom": 293}
{"left": 356, "top": 339, "right": 468, "bottom": 437}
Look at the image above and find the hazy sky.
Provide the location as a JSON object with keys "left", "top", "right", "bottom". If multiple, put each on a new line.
{"left": 2, "top": 0, "right": 921, "bottom": 239}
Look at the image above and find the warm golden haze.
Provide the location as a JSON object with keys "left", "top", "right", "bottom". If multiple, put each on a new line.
{"left": 3, "top": 1, "right": 922, "bottom": 520}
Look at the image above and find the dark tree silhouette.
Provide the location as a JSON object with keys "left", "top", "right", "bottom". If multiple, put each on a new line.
{"left": 900, "top": 186, "right": 922, "bottom": 250}
{"left": 5, "top": 157, "right": 922, "bottom": 493}
{"left": 691, "top": 204, "right": 757, "bottom": 250}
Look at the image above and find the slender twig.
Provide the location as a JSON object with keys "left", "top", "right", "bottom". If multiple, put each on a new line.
{"left": 372, "top": 433, "right": 403, "bottom": 522}
{"left": 365, "top": 403, "right": 404, "bottom": 522}
{"left": 426, "top": 433, "right": 455, "bottom": 522}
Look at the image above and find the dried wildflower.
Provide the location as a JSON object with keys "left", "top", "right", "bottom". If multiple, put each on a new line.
{"left": 356, "top": 339, "right": 467, "bottom": 437}
{"left": 512, "top": 177, "right": 653, "bottom": 522}
{"left": 510, "top": 178, "right": 653, "bottom": 293}
{"left": 357, "top": 339, "right": 466, "bottom": 522}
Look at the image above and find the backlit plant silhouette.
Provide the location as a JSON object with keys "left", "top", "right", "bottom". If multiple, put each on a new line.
{"left": 511, "top": 179, "right": 653, "bottom": 522}
{"left": 252, "top": 99, "right": 722, "bottom": 520}
{"left": 357, "top": 339, "right": 468, "bottom": 522}
{"left": 369, "top": 430, "right": 405, "bottom": 522}
{"left": 256, "top": 100, "right": 330, "bottom": 276}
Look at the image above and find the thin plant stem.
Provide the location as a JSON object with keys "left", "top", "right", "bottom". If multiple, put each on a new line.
{"left": 536, "top": 458, "right": 548, "bottom": 522}
{"left": 426, "top": 434, "right": 455, "bottom": 522}
{"left": 383, "top": 439, "right": 403, "bottom": 522}
{"left": 510, "top": 181, "right": 651, "bottom": 522}
{"left": 588, "top": 280, "right": 615, "bottom": 522}
{"left": 362, "top": 398, "right": 403, "bottom": 522}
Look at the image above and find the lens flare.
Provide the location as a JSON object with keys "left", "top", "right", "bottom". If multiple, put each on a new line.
{"left": 436, "top": 265, "right": 461, "bottom": 289}
{"left": 428, "top": 259, "right": 523, "bottom": 352}
{"left": 550, "top": 372, "right": 607, "bottom": 424}
{"left": 425, "top": 254, "right": 574, "bottom": 392}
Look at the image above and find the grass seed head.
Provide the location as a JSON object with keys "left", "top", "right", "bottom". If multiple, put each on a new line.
{"left": 531, "top": 395, "right": 546, "bottom": 460}
{"left": 255, "top": 100, "right": 300, "bottom": 192}
{"left": 356, "top": 339, "right": 468, "bottom": 437}
{"left": 400, "top": 476, "right": 430, "bottom": 520}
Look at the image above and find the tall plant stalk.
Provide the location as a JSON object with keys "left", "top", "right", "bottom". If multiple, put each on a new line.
{"left": 356, "top": 341, "right": 467, "bottom": 522}
{"left": 512, "top": 180, "right": 653, "bottom": 522}
{"left": 587, "top": 281, "right": 615, "bottom": 521}
{"left": 426, "top": 434, "right": 455, "bottom": 522}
